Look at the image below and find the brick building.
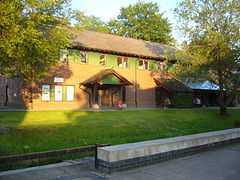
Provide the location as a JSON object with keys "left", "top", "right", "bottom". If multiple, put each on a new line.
{"left": 2, "top": 30, "right": 237, "bottom": 109}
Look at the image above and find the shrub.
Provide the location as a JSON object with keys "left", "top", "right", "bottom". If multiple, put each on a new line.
{"left": 173, "top": 93, "right": 194, "bottom": 108}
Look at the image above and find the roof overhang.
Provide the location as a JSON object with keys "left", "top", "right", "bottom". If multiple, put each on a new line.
{"left": 80, "top": 69, "right": 133, "bottom": 87}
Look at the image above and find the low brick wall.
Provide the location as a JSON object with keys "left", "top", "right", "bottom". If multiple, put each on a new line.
{"left": 97, "top": 128, "right": 240, "bottom": 173}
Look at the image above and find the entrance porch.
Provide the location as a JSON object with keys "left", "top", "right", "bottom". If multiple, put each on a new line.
{"left": 80, "top": 69, "right": 132, "bottom": 108}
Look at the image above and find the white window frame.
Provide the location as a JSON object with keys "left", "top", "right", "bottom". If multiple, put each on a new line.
{"left": 138, "top": 59, "right": 149, "bottom": 70}
{"left": 66, "top": 86, "right": 75, "bottom": 101}
{"left": 117, "top": 56, "right": 129, "bottom": 68}
{"left": 54, "top": 85, "right": 63, "bottom": 101}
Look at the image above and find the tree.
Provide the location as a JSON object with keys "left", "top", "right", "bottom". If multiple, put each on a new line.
{"left": 0, "top": 0, "right": 72, "bottom": 83}
{"left": 72, "top": 10, "right": 109, "bottom": 33}
{"left": 173, "top": 0, "right": 240, "bottom": 116}
{"left": 108, "top": 2, "right": 174, "bottom": 45}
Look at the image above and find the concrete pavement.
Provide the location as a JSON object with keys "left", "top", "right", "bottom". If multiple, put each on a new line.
{"left": 1, "top": 144, "right": 240, "bottom": 180}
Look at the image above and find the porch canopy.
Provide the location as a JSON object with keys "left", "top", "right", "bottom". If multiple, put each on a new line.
{"left": 154, "top": 76, "right": 193, "bottom": 93}
{"left": 80, "top": 69, "right": 132, "bottom": 105}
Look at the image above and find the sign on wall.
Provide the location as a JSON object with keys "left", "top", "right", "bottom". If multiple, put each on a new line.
{"left": 67, "top": 86, "right": 74, "bottom": 101}
{"left": 42, "top": 85, "right": 50, "bottom": 101}
{"left": 55, "top": 86, "right": 63, "bottom": 101}
{"left": 54, "top": 77, "right": 64, "bottom": 83}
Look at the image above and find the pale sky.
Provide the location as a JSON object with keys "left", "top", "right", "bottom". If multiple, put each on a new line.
{"left": 71, "top": 0, "right": 183, "bottom": 44}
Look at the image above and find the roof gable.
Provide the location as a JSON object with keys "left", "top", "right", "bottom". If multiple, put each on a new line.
{"left": 154, "top": 76, "right": 193, "bottom": 92}
{"left": 80, "top": 69, "right": 132, "bottom": 86}
{"left": 100, "top": 74, "right": 121, "bottom": 85}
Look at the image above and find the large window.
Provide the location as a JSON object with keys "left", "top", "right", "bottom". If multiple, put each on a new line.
{"left": 99, "top": 54, "right": 106, "bottom": 66}
{"left": 55, "top": 86, "right": 63, "bottom": 101}
{"left": 42, "top": 85, "right": 50, "bottom": 101}
{"left": 80, "top": 51, "right": 87, "bottom": 64}
{"left": 42, "top": 85, "right": 75, "bottom": 102}
{"left": 66, "top": 86, "right": 74, "bottom": 101}
{"left": 138, "top": 59, "right": 149, "bottom": 70}
{"left": 117, "top": 57, "right": 129, "bottom": 68}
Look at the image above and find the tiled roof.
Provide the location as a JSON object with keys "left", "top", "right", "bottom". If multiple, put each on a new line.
{"left": 72, "top": 30, "right": 177, "bottom": 60}
{"left": 154, "top": 76, "right": 193, "bottom": 92}
{"left": 185, "top": 80, "right": 219, "bottom": 90}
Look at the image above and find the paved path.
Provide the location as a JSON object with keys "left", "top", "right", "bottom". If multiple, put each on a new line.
{"left": 1, "top": 144, "right": 240, "bottom": 180}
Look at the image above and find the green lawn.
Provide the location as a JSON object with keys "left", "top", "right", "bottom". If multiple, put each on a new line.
{"left": 0, "top": 109, "right": 240, "bottom": 170}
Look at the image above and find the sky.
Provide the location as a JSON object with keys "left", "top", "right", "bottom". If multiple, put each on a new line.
{"left": 71, "top": 0, "right": 183, "bottom": 44}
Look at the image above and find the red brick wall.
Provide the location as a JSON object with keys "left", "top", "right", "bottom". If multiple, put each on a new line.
{"left": 30, "top": 62, "right": 157, "bottom": 109}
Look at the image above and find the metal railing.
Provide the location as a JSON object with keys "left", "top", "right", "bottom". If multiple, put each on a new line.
{"left": 0, "top": 143, "right": 110, "bottom": 169}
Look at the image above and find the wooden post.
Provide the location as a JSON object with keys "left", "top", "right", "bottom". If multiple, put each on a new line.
{"left": 121, "top": 86, "right": 126, "bottom": 102}
{"left": 93, "top": 84, "right": 98, "bottom": 103}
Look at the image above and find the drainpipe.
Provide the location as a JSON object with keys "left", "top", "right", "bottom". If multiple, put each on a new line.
{"left": 135, "top": 58, "right": 138, "bottom": 107}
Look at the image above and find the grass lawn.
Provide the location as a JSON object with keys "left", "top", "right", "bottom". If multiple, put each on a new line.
{"left": 0, "top": 109, "right": 240, "bottom": 170}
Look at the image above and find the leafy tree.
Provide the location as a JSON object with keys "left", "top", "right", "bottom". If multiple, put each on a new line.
{"left": 72, "top": 10, "right": 109, "bottom": 33}
{"left": 173, "top": 0, "right": 240, "bottom": 116}
{"left": 0, "top": 0, "right": 72, "bottom": 83}
{"left": 108, "top": 2, "right": 174, "bottom": 44}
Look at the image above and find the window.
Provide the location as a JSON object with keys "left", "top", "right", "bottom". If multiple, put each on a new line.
{"left": 60, "top": 49, "right": 67, "bottom": 62}
{"left": 55, "top": 86, "right": 63, "bottom": 101}
{"left": 99, "top": 54, "right": 106, "bottom": 66}
{"left": 42, "top": 85, "right": 50, "bottom": 101}
{"left": 117, "top": 57, "right": 129, "bottom": 68}
{"left": 80, "top": 51, "right": 87, "bottom": 64}
{"left": 157, "top": 62, "right": 165, "bottom": 71}
{"left": 138, "top": 60, "right": 149, "bottom": 70}
{"left": 157, "top": 62, "right": 169, "bottom": 72}
{"left": 41, "top": 85, "right": 75, "bottom": 102}
{"left": 66, "top": 86, "right": 74, "bottom": 101}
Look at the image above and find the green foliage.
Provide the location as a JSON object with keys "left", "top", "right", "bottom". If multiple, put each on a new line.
{"left": 173, "top": 93, "right": 195, "bottom": 108}
{"left": 72, "top": 10, "right": 109, "bottom": 33}
{"left": 174, "top": 0, "right": 240, "bottom": 115}
{"left": 0, "top": 0, "right": 72, "bottom": 82}
{"left": 108, "top": 2, "right": 175, "bottom": 44}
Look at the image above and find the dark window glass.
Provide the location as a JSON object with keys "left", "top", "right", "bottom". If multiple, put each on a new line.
{"left": 138, "top": 60, "right": 144, "bottom": 69}
{"left": 123, "top": 58, "right": 128, "bottom": 68}
{"left": 117, "top": 57, "right": 123, "bottom": 67}
{"left": 144, "top": 60, "right": 149, "bottom": 70}
{"left": 100, "top": 55, "right": 106, "bottom": 65}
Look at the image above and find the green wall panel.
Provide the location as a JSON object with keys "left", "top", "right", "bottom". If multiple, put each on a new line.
{"left": 107, "top": 54, "right": 117, "bottom": 67}
{"left": 50, "top": 85, "right": 55, "bottom": 101}
{"left": 88, "top": 52, "right": 100, "bottom": 66}
{"left": 62, "top": 86, "right": 67, "bottom": 102}
{"left": 129, "top": 57, "right": 137, "bottom": 69}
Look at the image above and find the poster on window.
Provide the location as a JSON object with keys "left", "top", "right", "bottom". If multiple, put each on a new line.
{"left": 67, "top": 86, "right": 74, "bottom": 101}
{"left": 42, "top": 85, "right": 50, "bottom": 101}
{"left": 55, "top": 86, "right": 62, "bottom": 101}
